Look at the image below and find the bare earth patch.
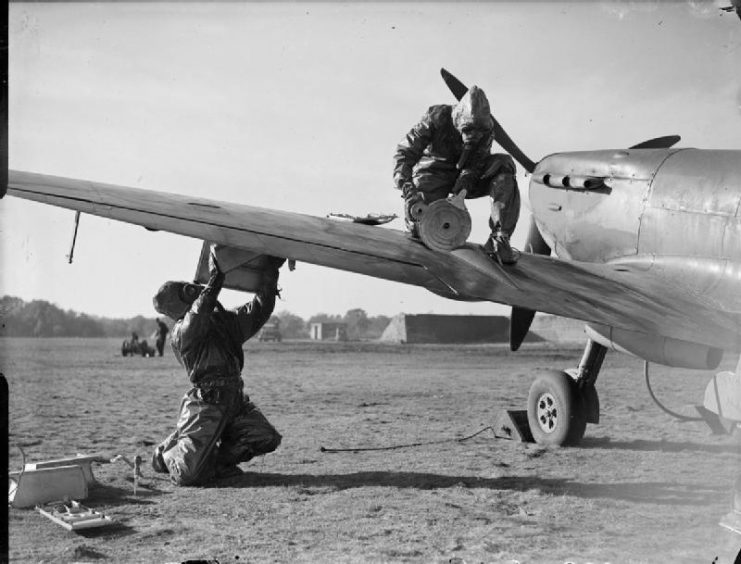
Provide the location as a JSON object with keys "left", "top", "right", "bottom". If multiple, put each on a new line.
{"left": 3, "top": 338, "right": 741, "bottom": 563}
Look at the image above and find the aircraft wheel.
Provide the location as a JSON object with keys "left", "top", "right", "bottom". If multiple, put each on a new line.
{"left": 527, "top": 370, "right": 587, "bottom": 446}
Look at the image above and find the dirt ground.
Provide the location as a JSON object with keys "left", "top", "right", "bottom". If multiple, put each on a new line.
{"left": 2, "top": 337, "right": 741, "bottom": 564}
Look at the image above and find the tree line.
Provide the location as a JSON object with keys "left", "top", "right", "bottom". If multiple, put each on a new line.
{"left": 0, "top": 296, "right": 391, "bottom": 340}
{"left": 0, "top": 296, "right": 162, "bottom": 338}
{"left": 273, "top": 308, "right": 391, "bottom": 340}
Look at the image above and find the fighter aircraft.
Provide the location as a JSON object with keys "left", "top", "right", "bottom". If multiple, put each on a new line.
{"left": 4, "top": 69, "right": 741, "bottom": 447}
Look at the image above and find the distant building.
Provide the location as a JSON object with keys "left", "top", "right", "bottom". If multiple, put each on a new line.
{"left": 379, "top": 314, "right": 512, "bottom": 344}
{"left": 379, "top": 313, "right": 585, "bottom": 345}
{"left": 529, "top": 314, "right": 586, "bottom": 345}
{"left": 310, "top": 322, "right": 347, "bottom": 341}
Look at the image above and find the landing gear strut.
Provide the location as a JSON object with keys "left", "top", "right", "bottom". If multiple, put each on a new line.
{"left": 526, "top": 338, "right": 606, "bottom": 446}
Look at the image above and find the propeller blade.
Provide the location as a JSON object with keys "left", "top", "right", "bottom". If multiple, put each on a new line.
{"left": 440, "top": 68, "right": 469, "bottom": 101}
{"left": 440, "top": 68, "right": 542, "bottom": 345}
{"left": 629, "top": 135, "right": 681, "bottom": 149}
{"left": 510, "top": 307, "right": 537, "bottom": 352}
{"left": 509, "top": 216, "right": 551, "bottom": 351}
{"left": 491, "top": 117, "right": 537, "bottom": 174}
{"left": 440, "top": 68, "right": 537, "bottom": 174}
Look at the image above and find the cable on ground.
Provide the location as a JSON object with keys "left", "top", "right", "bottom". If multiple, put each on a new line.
{"left": 320, "top": 425, "right": 495, "bottom": 453}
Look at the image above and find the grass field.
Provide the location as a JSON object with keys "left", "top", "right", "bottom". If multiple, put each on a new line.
{"left": 2, "top": 337, "right": 741, "bottom": 563}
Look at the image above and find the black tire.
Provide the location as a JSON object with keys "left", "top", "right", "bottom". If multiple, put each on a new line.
{"left": 527, "top": 370, "right": 587, "bottom": 446}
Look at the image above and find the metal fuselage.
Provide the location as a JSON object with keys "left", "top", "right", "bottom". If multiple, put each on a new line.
{"left": 530, "top": 148, "right": 741, "bottom": 315}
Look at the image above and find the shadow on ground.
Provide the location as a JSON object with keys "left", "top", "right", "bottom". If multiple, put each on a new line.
{"left": 211, "top": 470, "right": 728, "bottom": 506}
{"left": 581, "top": 436, "right": 740, "bottom": 454}
{"left": 88, "top": 481, "right": 168, "bottom": 506}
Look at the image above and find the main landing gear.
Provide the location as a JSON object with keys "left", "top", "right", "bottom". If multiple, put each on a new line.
{"left": 526, "top": 338, "right": 606, "bottom": 446}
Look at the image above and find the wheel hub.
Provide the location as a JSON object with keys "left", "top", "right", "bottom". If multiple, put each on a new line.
{"left": 536, "top": 392, "right": 558, "bottom": 433}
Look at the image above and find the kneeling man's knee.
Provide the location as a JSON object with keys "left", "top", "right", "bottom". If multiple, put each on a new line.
{"left": 164, "top": 452, "right": 208, "bottom": 487}
{"left": 261, "top": 429, "right": 282, "bottom": 454}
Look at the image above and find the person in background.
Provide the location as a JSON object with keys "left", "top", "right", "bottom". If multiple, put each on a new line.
{"left": 154, "top": 318, "right": 169, "bottom": 357}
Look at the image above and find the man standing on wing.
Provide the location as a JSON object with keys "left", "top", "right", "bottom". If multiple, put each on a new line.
{"left": 151, "top": 248, "right": 283, "bottom": 485}
{"left": 393, "top": 85, "right": 520, "bottom": 264}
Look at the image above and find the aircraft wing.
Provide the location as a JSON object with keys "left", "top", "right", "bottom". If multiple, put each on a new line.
{"left": 7, "top": 170, "right": 741, "bottom": 351}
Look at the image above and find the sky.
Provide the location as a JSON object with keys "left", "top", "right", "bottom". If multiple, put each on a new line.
{"left": 3, "top": 1, "right": 740, "bottom": 319}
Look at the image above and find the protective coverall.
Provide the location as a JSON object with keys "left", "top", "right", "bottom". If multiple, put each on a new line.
{"left": 151, "top": 255, "right": 282, "bottom": 486}
{"left": 393, "top": 86, "right": 520, "bottom": 262}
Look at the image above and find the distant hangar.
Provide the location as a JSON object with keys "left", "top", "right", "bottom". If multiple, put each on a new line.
{"left": 379, "top": 313, "right": 585, "bottom": 345}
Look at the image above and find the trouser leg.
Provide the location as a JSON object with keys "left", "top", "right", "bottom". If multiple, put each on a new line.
{"left": 403, "top": 196, "right": 421, "bottom": 235}
{"left": 473, "top": 157, "right": 520, "bottom": 264}
{"left": 159, "top": 388, "right": 231, "bottom": 486}
{"left": 487, "top": 173, "right": 520, "bottom": 238}
{"left": 152, "top": 430, "right": 178, "bottom": 473}
{"left": 486, "top": 189, "right": 520, "bottom": 264}
{"left": 471, "top": 154, "right": 520, "bottom": 238}
{"left": 216, "top": 397, "right": 282, "bottom": 466}
{"left": 152, "top": 389, "right": 194, "bottom": 474}
{"left": 404, "top": 171, "right": 456, "bottom": 234}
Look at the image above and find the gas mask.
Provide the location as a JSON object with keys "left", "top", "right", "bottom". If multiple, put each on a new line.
{"left": 452, "top": 85, "right": 494, "bottom": 170}
{"left": 153, "top": 281, "right": 204, "bottom": 320}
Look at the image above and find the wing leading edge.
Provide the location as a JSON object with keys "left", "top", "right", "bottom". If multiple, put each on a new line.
{"left": 7, "top": 170, "right": 741, "bottom": 351}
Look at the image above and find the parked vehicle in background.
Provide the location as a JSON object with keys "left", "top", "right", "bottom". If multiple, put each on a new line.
{"left": 258, "top": 322, "right": 282, "bottom": 342}
{"left": 121, "top": 335, "right": 156, "bottom": 357}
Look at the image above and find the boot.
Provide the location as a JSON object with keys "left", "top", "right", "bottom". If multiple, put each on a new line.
{"left": 214, "top": 463, "right": 244, "bottom": 480}
{"left": 151, "top": 447, "right": 168, "bottom": 474}
{"left": 486, "top": 232, "right": 518, "bottom": 265}
{"left": 405, "top": 218, "right": 421, "bottom": 240}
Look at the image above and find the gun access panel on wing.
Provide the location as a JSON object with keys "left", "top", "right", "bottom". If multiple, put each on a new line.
{"left": 193, "top": 242, "right": 292, "bottom": 292}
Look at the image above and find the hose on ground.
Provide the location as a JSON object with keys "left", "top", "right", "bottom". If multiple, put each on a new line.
{"left": 320, "top": 425, "right": 495, "bottom": 453}
{"left": 644, "top": 361, "right": 702, "bottom": 422}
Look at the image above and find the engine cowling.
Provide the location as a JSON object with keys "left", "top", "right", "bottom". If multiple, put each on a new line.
{"left": 585, "top": 323, "right": 723, "bottom": 370}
